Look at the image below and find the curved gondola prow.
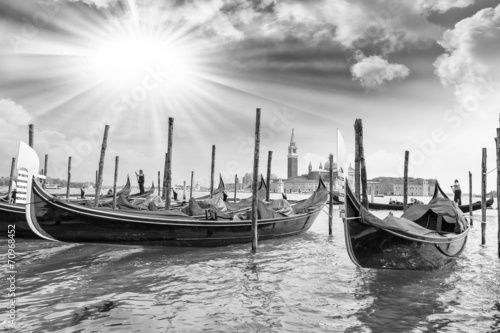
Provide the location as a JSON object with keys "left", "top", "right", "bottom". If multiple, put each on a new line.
{"left": 16, "top": 142, "right": 56, "bottom": 242}
{"left": 342, "top": 180, "right": 363, "bottom": 268}
{"left": 317, "top": 175, "right": 327, "bottom": 191}
{"left": 432, "top": 180, "right": 449, "bottom": 200}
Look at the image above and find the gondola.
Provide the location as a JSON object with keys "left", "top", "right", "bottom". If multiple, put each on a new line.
{"left": 129, "top": 182, "right": 155, "bottom": 199}
{"left": 102, "top": 176, "right": 131, "bottom": 198}
{"left": 0, "top": 199, "right": 38, "bottom": 238}
{"left": 367, "top": 193, "right": 494, "bottom": 212}
{"left": 343, "top": 180, "right": 470, "bottom": 270}
{"left": 19, "top": 142, "right": 328, "bottom": 247}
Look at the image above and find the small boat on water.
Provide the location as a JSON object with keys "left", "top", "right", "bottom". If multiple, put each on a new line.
{"left": 343, "top": 180, "right": 470, "bottom": 270}
{"left": 367, "top": 194, "right": 494, "bottom": 212}
{"left": 19, "top": 142, "right": 328, "bottom": 247}
{"left": 45, "top": 183, "right": 60, "bottom": 190}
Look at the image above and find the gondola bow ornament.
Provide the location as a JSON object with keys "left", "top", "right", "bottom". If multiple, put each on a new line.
{"left": 337, "top": 129, "right": 348, "bottom": 219}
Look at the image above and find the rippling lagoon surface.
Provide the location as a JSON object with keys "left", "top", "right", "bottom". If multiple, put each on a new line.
{"left": 1, "top": 197, "right": 500, "bottom": 333}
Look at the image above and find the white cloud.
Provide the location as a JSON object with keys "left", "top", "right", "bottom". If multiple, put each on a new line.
{"left": 434, "top": 4, "right": 500, "bottom": 103}
{"left": 416, "top": 0, "right": 475, "bottom": 13}
{"left": 0, "top": 99, "right": 33, "bottom": 163}
{"left": 67, "top": 0, "right": 119, "bottom": 8}
{"left": 351, "top": 54, "right": 410, "bottom": 88}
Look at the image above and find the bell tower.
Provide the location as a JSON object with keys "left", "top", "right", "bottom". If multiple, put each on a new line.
{"left": 287, "top": 129, "right": 298, "bottom": 179}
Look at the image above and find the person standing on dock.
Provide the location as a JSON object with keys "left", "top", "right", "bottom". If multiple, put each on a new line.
{"left": 451, "top": 180, "right": 462, "bottom": 205}
{"left": 136, "top": 170, "right": 145, "bottom": 194}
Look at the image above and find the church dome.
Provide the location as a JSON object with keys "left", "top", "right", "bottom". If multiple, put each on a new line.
{"left": 323, "top": 159, "right": 337, "bottom": 170}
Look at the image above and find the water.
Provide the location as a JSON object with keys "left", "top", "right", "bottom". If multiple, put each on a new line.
{"left": 1, "top": 205, "right": 499, "bottom": 332}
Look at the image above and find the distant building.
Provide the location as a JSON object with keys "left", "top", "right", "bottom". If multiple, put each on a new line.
{"left": 368, "top": 178, "right": 436, "bottom": 196}
{"left": 278, "top": 129, "right": 354, "bottom": 193}
{"left": 287, "top": 129, "right": 298, "bottom": 179}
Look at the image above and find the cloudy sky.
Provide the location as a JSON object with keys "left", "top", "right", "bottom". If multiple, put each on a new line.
{"left": 0, "top": 0, "right": 499, "bottom": 192}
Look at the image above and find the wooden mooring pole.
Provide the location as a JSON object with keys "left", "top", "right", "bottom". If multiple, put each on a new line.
{"left": 328, "top": 154, "right": 334, "bottom": 235}
{"left": 266, "top": 151, "right": 272, "bottom": 201}
{"left": 496, "top": 128, "right": 500, "bottom": 258}
{"left": 43, "top": 154, "right": 48, "bottom": 189}
{"left": 28, "top": 124, "right": 34, "bottom": 148}
{"left": 190, "top": 171, "right": 194, "bottom": 199}
{"left": 469, "top": 171, "right": 473, "bottom": 226}
{"left": 157, "top": 171, "right": 160, "bottom": 197}
{"left": 66, "top": 156, "right": 71, "bottom": 199}
{"left": 7, "top": 158, "right": 16, "bottom": 202}
{"left": 183, "top": 181, "right": 186, "bottom": 200}
{"left": 481, "top": 148, "right": 487, "bottom": 245}
{"left": 166, "top": 117, "right": 174, "bottom": 210}
{"left": 94, "top": 125, "right": 110, "bottom": 207}
{"left": 403, "top": 151, "right": 409, "bottom": 211}
{"left": 355, "top": 119, "right": 368, "bottom": 208}
{"left": 163, "top": 153, "right": 168, "bottom": 200}
{"left": 210, "top": 145, "right": 216, "bottom": 198}
{"left": 113, "top": 156, "right": 119, "bottom": 209}
{"left": 234, "top": 174, "right": 238, "bottom": 202}
{"left": 251, "top": 108, "right": 261, "bottom": 253}
{"left": 354, "top": 123, "right": 360, "bottom": 200}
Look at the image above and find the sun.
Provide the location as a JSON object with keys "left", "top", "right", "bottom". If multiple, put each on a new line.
{"left": 86, "top": 34, "right": 196, "bottom": 90}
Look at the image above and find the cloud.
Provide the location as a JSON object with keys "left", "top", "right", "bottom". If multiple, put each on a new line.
{"left": 67, "top": 0, "right": 119, "bottom": 8}
{"left": 350, "top": 54, "right": 410, "bottom": 88}
{"left": 433, "top": 4, "right": 500, "bottom": 103}
{"left": 0, "top": 99, "right": 33, "bottom": 164}
{"left": 416, "top": 0, "right": 476, "bottom": 13}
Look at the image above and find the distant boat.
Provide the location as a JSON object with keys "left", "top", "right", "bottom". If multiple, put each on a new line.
{"left": 45, "top": 183, "right": 60, "bottom": 189}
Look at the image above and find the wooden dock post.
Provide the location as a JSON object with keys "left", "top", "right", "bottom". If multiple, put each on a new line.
{"left": 66, "top": 156, "right": 71, "bottom": 199}
{"left": 252, "top": 108, "right": 261, "bottom": 253}
{"left": 266, "top": 151, "right": 272, "bottom": 201}
{"left": 7, "top": 157, "right": 16, "bottom": 202}
{"left": 481, "top": 148, "right": 487, "bottom": 245}
{"left": 113, "top": 156, "right": 119, "bottom": 209}
{"left": 234, "top": 174, "right": 238, "bottom": 202}
{"left": 210, "top": 145, "right": 216, "bottom": 198}
{"left": 190, "top": 171, "right": 194, "bottom": 199}
{"left": 355, "top": 119, "right": 368, "bottom": 208}
{"left": 28, "top": 124, "right": 34, "bottom": 148}
{"left": 403, "top": 151, "right": 409, "bottom": 211}
{"left": 496, "top": 128, "right": 500, "bottom": 258}
{"left": 183, "top": 181, "right": 186, "bottom": 200}
{"left": 163, "top": 153, "right": 168, "bottom": 200}
{"left": 95, "top": 170, "right": 98, "bottom": 192}
{"left": 328, "top": 154, "right": 334, "bottom": 235}
{"left": 94, "top": 125, "right": 110, "bottom": 207}
{"left": 354, "top": 123, "right": 360, "bottom": 199}
{"left": 157, "top": 171, "right": 160, "bottom": 197}
{"left": 166, "top": 118, "right": 174, "bottom": 210}
{"left": 469, "top": 171, "right": 473, "bottom": 226}
{"left": 43, "top": 154, "right": 48, "bottom": 189}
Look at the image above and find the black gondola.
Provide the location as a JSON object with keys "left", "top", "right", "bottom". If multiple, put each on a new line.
{"left": 367, "top": 193, "right": 494, "bottom": 212}
{"left": 343, "top": 180, "right": 470, "bottom": 270}
{"left": 19, "top": 143, "right": 328, "bottom": 247}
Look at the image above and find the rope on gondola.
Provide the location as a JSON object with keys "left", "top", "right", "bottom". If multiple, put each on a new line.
{"left": 484, "top": 167, "right": 497, "bottom": 175}
{"left": 322, "top": 208, "right": 335, "bottom": 219}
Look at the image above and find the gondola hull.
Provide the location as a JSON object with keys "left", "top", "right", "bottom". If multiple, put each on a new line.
{"left": 343, "top": 182, "right": 469, "bottom": 270}
{"left": 0, "top": 201, "right": 37, "bottom": 238}
{"left": 27, "top": 178, "right": 323, "bottom": 247}
{"left": 344, "top": 217, "right": 467, "bottom": 270}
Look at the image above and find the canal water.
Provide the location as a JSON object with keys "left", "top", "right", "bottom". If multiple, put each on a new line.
{"left": 0, "top": 198, "right": 499, "bottom": 332}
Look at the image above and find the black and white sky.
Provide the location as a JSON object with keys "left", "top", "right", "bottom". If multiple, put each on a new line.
{"left": 0, "top": 0, "right": 499, "bottom": 189}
